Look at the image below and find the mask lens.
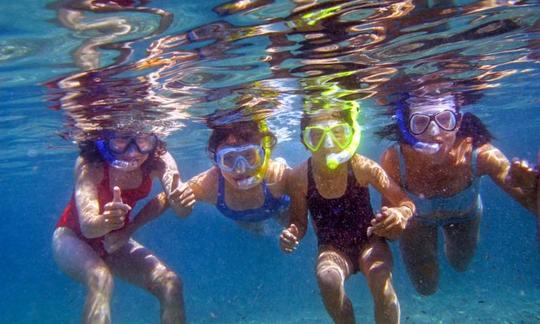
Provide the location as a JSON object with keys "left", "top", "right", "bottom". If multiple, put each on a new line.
{"left": 409, "top": 114, "right": 431, "bottom": 135}
{"left": 304, "top": 127, "right": 325, "bottom": 151}
{"left": 435, "top": 110, "right": 457, "bottom": 131}
{"left": 329, "top": 123, "right": 352, "bottom": 148}
{"left": 135, "top": 135, "right": 157, "bottom": 153}
{"left": 217, "top": 145, "right": 264, "bottom": 172}
{"left": 108, "top": 137, "right": 130, "bottom": 154}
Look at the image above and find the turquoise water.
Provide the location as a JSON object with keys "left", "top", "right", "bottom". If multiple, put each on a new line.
{"left": 1, "top": 0, "right": 540, "bottom": 323}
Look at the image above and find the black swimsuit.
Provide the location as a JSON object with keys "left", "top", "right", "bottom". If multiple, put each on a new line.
{"left": 307, "top": 158, "right": 374, "bottom": 272}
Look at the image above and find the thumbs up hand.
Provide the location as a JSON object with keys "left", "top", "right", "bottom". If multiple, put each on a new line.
{"left": 102, "top": 186, "right": 131, "bottom": 232}
{"left": 168, "top": 173, "right": 196, "bottom": 217}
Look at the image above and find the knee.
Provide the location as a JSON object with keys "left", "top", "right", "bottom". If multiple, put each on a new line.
{"left": 87, "top": 266, "right": 113, "bottom": 294}
{"left": 151, "top": 268, "right": 183, "bottom": 300}
{"left": 366, "top": 263, "right": 392, "bottom": 294}
{"left": 316, "top": 267, "right": 343, "bottom": 294}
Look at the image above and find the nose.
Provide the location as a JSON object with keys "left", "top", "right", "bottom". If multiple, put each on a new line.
{"left": 124, "top": 143, "right": 140, "bottom": 157}
{"left": 323, "top": 133, "right": 334, "bottom": 148}
{"left": 427, "top": 121, "right": 440, "bottom": 136}
{"left": 233, "top": 158, "right": 248, "bottom": 174}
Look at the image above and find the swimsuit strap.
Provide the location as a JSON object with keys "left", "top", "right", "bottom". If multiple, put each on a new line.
{"left": 396, "top": 144, "right": 407, "bottom": 187}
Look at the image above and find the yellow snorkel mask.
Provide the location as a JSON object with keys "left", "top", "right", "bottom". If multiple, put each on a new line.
{"left": 303, "top": 101, "right": 361, "bottom": 170}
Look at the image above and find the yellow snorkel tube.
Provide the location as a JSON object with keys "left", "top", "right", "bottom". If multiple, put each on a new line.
{"left": 326, "top": 101, "right": 361, "bottom": 170}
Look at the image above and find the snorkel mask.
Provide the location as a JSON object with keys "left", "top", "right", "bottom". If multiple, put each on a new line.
{"left": 215, "top": 121, "right": 273, "bottom": 190}
{"left": 395, "top": 94, "right": 457, "bottom": 155}
{"left": 95, "top": 133, "right": 157, "bottom": 171}
{"left": 303, "top": 101, "right": 361, "bottom": 170}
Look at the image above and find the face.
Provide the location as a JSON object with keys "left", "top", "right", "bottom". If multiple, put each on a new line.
{"left": 107, "top": 133, "right": 156, "bottom": 171}
{"left": 408, "top": 102, "right": 461, "bottom": 158}
{"left": 216, "top": 134, "right": 265, "bottom": 189}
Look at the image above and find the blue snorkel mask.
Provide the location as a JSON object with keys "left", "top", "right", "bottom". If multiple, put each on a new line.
{"left": 96, "top": 139, "right": 139, "bottom": 170}
{"left": 395, "top": 100, "right": 441, "bottom": 154}
{"left": 95, "top": 133, "right": 157, "bottom": 170}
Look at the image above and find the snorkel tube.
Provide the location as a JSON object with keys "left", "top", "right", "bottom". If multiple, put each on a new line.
{"left": 395, "top": 100, "right": 440, "bottom": 155}
{"left": 235, "top": 120, "right": 273, "bottom": 190}
{"left": 95, "top": 139, "right": 139, "bottom": 171}
{"left": 326, "top": 101, "right": 361, "bottom": 170}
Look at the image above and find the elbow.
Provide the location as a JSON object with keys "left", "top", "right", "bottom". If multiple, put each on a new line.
{"left": 79, "top": 222, "right": 103, "bottom": 239}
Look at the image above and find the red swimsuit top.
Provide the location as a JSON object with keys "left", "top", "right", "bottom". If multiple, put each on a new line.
{"left": 57, "top": 162, "right": 153, "bottom": 255}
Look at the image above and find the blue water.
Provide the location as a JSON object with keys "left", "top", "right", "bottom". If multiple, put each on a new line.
{"left": 1, "top": 0, "right": 540, "bottom": 323}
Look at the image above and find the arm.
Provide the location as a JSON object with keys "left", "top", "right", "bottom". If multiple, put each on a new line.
{"left": 477, "top": 144, "right": 537, "bottom": 214}
{"left": 266, "top": 157, "right": 291, "bottom": 197}
{"left": 355, "top": 154, "right": 414, "bottom": 240}
{"left": 103, "top": 192, "right": 169, "bottom": 253}
{"left": 279, "top": 163, "right": 309, "bottom": 252}
{"left": 75, "top": 157, "right": 131, "bottom": 239}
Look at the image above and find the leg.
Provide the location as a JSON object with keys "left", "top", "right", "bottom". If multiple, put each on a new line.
{"left": 52, "top": 227, "right": 113, "bottom": 324}
{"left": 442, "top": 206, "right": 482, "bottom": 272}
{"left": 399, "top": 219, "right": 439, "bottom": 295}
{"left": 105, "top": 239, "right": 185, "bottom": 324}
{"left": 315, "top": 245, "right": 355, "bottom": 324}
{"left": 359, "top": 238, "right": 399, "bottom": 324}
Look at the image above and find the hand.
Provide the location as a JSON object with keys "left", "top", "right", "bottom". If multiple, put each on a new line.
{"left": 169, "top": 173, "right": 196, "bottom": 214}
{"left": 103, "top": 227, "right": 131, "bottom": 254}
{"left": 507, "top": 158, "right": 538, "bottom": 190}
{"left": 267, "top": 157, "right": 289, "bottom": 184}
{"left": 101, "top": 186, "right": 131, "bottom": 233}
{"left": 367, "top": 206, "right": 407, "bottom": 240}
{"left": 280, "top": 224, "right": 299, "bottom": 253}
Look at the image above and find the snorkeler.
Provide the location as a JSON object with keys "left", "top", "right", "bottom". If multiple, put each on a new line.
{"left": 186, "top": 119, "right": 290, "bottom": 233}
{"left": 377, "top": 93, "right": 536, "bottom": 296}
{"left": 52, "top": 130, "right": 194, "bottom": 324}
{"left": 280, "top": 102, "right": 414, "bottom": 324}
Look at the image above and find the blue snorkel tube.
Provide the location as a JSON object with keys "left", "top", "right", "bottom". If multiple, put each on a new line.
{"left": 395, "top": 101, "right": 440, "bottom": 154}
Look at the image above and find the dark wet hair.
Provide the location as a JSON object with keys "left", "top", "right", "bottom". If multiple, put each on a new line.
{"left": 375, "top": 96, "right": 494, "bottom": 148}
{"left": 207, "top": 121, "right": 277, "bottom": 161}
{"left": 78, "top": 136, "right": 167, "bottom": 172}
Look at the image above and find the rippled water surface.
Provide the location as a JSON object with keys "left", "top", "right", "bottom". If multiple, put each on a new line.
{"left": 1, "top": 0, "right": 540, "bottom": 323}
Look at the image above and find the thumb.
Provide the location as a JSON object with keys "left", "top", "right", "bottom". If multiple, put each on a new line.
{"left": 113, "top": 186, "right": 123, "bottom": 203}
{"left": 290, "top": 224, "right": 299, "bottom": 236}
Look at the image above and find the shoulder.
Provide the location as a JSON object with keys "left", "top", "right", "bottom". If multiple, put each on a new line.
{"left": 75, "top": 156, "right": 104, "bottom": 183}
{"left": 475, "top": 142, "right": 509, "bottom": 174}
{"left": 350, "top": 154, "right": 385, "bottom": 185}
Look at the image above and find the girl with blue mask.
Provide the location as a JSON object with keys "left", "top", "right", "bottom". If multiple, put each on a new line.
{"left": 165, "top": 120, "right": 290, "bottom": 234}
{"left": 52, "top": 130, "right": 194, "bottom": 323}
{"left": 378, "top": 93, "right": 536, "bottom": 296}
